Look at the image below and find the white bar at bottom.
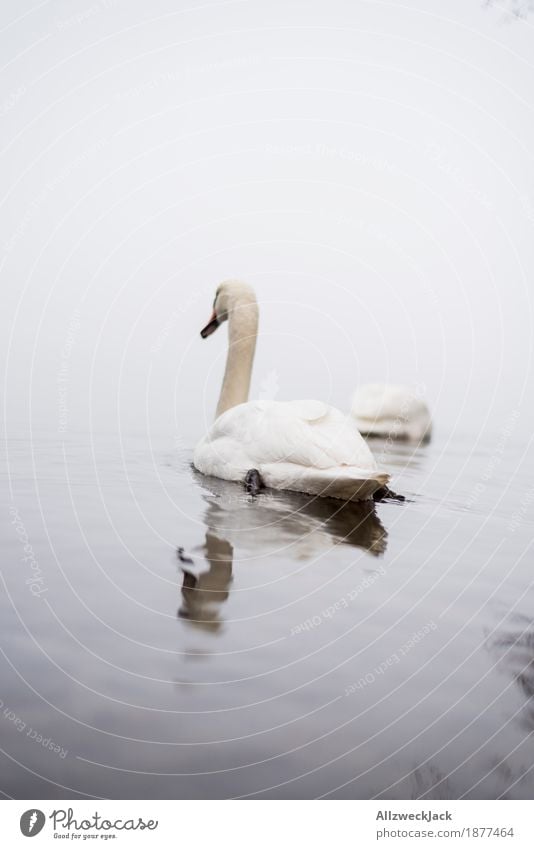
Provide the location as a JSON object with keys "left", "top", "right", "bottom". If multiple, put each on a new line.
{"left": 2, "top": 799, "right": 533, "bottom": 848}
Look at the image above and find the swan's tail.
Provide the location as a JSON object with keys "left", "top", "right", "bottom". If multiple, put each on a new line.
{"left": 262, "top": 464, "right": 390, "bottom": 503}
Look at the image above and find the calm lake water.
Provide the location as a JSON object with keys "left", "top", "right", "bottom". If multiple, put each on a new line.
{"left": 1, "top": 426, "right": 533, "bottom": 799}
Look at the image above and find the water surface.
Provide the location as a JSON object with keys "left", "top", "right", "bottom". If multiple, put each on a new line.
{"left": 1, "top": 428, "right": 533, "bottom": 799}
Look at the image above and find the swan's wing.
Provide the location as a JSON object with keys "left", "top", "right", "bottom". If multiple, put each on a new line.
{"left": 194, "top": 400, "right": 390, "bottom": 499}
{"left": 213, "top": 400, "right": 378, "bottom": 471}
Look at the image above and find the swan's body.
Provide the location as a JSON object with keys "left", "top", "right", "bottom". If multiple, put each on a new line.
{"left": 194, "top": 398, "right": 389, "bottom": 501}
{"left": 351, "top": 383, "right": 431, "bottom": 442}
{"left": 193, "top": 281, "right": 389, "bottom": 502}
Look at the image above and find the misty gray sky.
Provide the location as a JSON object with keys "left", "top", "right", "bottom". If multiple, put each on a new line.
{"left": 1, "top": 0, "right": 533, "bottom": 447}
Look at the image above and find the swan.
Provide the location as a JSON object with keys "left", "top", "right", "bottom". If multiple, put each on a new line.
{"left": 350, "top": 383, "right": 432, "bottom": 442}
{"left": 193, "top": 280, "right": 390, "bottom": 501}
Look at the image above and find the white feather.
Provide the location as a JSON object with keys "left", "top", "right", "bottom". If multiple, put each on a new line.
{"left": 194, "top": 399, "right": 389, "bottom": 501}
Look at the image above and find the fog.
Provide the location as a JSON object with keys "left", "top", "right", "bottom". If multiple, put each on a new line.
{"left": 1, "top": 0, "right": 533, "bottom": 447}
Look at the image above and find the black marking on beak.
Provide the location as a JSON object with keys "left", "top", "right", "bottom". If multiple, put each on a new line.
{"left": 200, "top": 312, "right": 220, "bottom": 338}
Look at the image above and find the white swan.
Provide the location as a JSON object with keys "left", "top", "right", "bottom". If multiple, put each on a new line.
{"left": 193, "top": 280, "right": 390, "bottom": 501}
{"left": 351, "top": 383, "right": 432, "bottom": 442}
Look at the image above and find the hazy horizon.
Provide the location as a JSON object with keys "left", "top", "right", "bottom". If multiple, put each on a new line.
{"left": 1, "top": 0, "right": 533, "bottom": 448}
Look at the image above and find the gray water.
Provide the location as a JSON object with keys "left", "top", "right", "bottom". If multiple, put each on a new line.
{"left": 1, "top": 426, "right": 534, "bottom": 800}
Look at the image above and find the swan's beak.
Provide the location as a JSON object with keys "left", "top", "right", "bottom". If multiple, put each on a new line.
{"left": 200, "top": 310, "right": 220, "bottom": 338}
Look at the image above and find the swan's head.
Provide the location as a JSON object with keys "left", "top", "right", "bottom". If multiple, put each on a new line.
{"left": 200, "top": 280, "right": 257, "bottom": 339}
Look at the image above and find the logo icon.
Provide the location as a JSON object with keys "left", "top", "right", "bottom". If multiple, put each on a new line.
{"left": 20, "top": 810, "right": 45, "bottom": 837}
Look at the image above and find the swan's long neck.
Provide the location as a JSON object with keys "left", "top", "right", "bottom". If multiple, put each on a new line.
{"left": 216, "top": 297, "right": 258, "bottom": 419}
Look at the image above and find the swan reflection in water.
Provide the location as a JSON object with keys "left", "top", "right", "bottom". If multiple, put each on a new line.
{"left": 178, "top": 473, "right": 388, "bottom": 632}
{"left": 178, "top": 531, "right": 234, "bottom": 633}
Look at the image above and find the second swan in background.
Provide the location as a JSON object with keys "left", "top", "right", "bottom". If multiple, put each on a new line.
{"left": 351, "top": 383, "right": 432, "bottom": 442}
